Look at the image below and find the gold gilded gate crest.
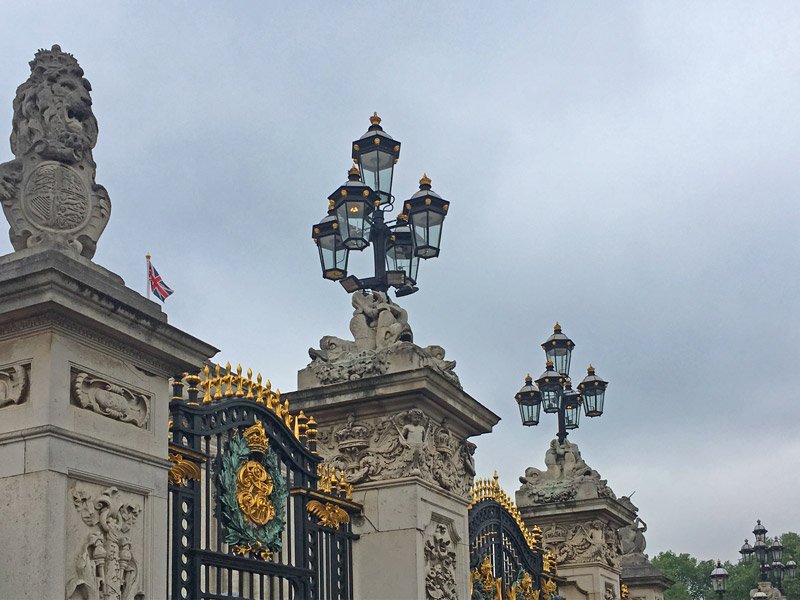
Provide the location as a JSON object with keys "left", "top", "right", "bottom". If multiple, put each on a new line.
{"left": 236, "top": 421, "right": 275, "bottom": 525}
{"left": 236, "top": 460, "right": 275, "bottom": 525}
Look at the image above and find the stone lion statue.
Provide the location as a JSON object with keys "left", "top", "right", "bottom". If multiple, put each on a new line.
{"left": 1, "top": 45, "right": 110, "bottom": 258}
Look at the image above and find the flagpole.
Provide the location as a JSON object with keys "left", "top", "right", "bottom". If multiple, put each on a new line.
{"left": 145, "top": 253, "right": 151, "bottom": 300}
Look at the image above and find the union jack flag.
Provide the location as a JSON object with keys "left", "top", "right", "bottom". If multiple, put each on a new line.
{"left": 148, "top": 261, "right": 174, "bottom": 302}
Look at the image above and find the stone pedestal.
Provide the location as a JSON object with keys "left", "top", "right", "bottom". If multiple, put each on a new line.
{"left": 0, "top": 248, "right": 217, "bottom": 600}
{"left": 620, "top": 559, "right": 672, "bottom": 600}
{"left": 288, "top": 367, "right": 499, "bottom": 600}
{"left": 515, "top": 439, "right": 638, "bottom": 600}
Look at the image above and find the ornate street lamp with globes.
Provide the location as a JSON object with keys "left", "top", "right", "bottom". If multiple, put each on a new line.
{"left": 311, "top": 113, "right": 450, "bottom": 297}
{"left": 514, "top": 324, "right": 608, "bottom": 442}
{"left": 739, "top": 519, "right": 797, "bottom": 593}
{"left": 710, "top": 560, "right": 729, "bottom": 599}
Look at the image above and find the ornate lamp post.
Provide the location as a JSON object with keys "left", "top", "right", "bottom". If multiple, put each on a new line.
{"left": 312, "top": 113, "right": 450, "bottom": 297}
{"left": 710, "top": 560, "right": 729, "bottom": 599}
{"left": 739, "top": 520, "right": 796, "bottom": 593}
{"left": 514, "top": 324, "right": 608, "bottom": 443}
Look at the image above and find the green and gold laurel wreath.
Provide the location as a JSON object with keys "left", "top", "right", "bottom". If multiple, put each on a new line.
{"left": 217, "top": 431, "right": 287, "bottom": 557}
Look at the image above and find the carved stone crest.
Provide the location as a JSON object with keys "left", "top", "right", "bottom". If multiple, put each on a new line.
{"left": 317, "top": 409, "right": 475, "bottom": 497}
{"left": 72, "top": 371, "right": 150, "bottom": 428}
{"left": 299, "top": 291, "right": 461, "bottom": 388}
{"left": 0, "top": 45, "right": 110, "bottom": 258}
{"left": 66, "top": 485, "right": 143, "bottom": 600}
{"left": 0, "top": 363, "right": 29, "bottom": 408}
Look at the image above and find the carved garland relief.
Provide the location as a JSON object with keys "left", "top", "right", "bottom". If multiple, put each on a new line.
{"left": 316, "top": 408, "right": 476, "bottom": 497}
{"left": 424, "top": 522, "right": 457, "bottom": 600}
{"left": 71, "top": 370, "right": 150, "bottom": 428}
{"left": 0, "top": 363, "right": 29, "bottom": 408}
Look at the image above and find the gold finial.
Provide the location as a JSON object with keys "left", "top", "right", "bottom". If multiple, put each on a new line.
{"left": 224, "top": 362, "right": 234, "bottom": 397}
{"left": 419, "top": 173, "right": 432, "bottom": 186}
{"left": 348, "top": 164, "right": 360, "bottom": 177}
{"left": 213, "top": 364, "right": 223, "bottom": 399}
{"left": 146, "top": 253, "right": 151, "bottom": 261}
{"left": 546, "top": 359, "right": 554, "bottom": 368}
{"left": 554, "top": 322, "right": 561, "bottom": 332}
{"left": 588, "top": 364, "right": 595, "bottom": 374}
{"left": 524, "top": 373, "right": 532, "bottom": 384}
{"left": 235, "top": 364, "right": 244, "bottom": 396}
{"left": 369, "top": 112, "right": 381, "bottom": 125}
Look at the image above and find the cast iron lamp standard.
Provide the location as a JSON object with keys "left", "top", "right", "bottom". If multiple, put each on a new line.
{"left": 514, "top": 324, "right": 609, "bottom": 443}
{"left": 739, "top": 519, "right": 797, "bottom": 593}
{"left": 311, "top": 113, "right": 450, "bottom": 297}
{"left": 710, "top": 560, "right": 729, "bottom": 599}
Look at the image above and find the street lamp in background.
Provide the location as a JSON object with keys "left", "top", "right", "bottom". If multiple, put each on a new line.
{"left": 311, "top": 113, "right": 451, "bottom": 297}
{"left": 514, "top": 324, "right": 609, "bottom": 443}
{"left": 739, "top": 520, "right": 796, "bottom": 593}
{"left": 710, "top": 560, "right": 729, "bottom": 599}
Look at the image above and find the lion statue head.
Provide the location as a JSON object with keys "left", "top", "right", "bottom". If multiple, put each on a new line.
{"left": 10, "top": 45, "right": 98, "bottom": 164}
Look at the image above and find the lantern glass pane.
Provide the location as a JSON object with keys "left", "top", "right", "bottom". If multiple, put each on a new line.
{"left": 583, "top": 389, "right": 605, "bottom": 417}
{"left": 541, "top": 389, "right": 560, "bottom": 413}
{"left": 564, "top": 404, "right": 581, "bottom": 429}
{"left": 411, "top": 210, "right": 444, "bottom": 258}
{"left": 546, "top": 347, "right": 572, "bottom": 376}
{"left": 336, "top": 201, "right": 371, "bottom": 250}
{"left": 360, "top": 149, "right": 394, "bottom": 203}
{"left": 518, "top": 400, "right": 541, "bottom": 427}
{"left": 317, "top": 233, "right": 347, "bottom": 280}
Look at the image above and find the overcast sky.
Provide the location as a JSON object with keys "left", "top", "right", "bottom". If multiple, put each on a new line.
{"left": 2, "top": 2, "right": 798, "bottom": 562}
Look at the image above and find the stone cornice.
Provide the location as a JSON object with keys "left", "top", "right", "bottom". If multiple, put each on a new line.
{"left": 0, "top": 248, "right": 218, "bottom": 373}
{"left": 287, "top": 367, "right": 499, "bottom": 437}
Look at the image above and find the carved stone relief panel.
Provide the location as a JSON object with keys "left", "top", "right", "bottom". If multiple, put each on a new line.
{"left": 66, "top": 482, "right": 145, "bottom": 600}
{"left": 316, "top": 408, "right": 476, "bottom": 497}
{"left": 0, "top": 362, "right": 29, "bottom": 408}
{"left": 542, "top": 519, "right": 622, "bottom": 569}
{"left": 71, "top": 368, "right": 150, "bottom": 428}
{"left": 424, "top": 516, "right": 458, "bottom": 600}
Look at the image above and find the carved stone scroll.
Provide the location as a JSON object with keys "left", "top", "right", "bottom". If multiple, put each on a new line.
{"left": 0, "top": 363, "right": 29, "bottom": 408}
{"left": 66, "top": 485, "right": 142, "bottom": 600}
{"left": 72, "top": 370, "right": 150, "bottom": 428}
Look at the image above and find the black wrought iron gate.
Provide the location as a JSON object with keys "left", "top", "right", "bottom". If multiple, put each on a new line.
{"left": 468, "top": 474, "right": 555, "bottom": 600}
{"left": 167, "top": 365, "right": 360, "bottom": 600}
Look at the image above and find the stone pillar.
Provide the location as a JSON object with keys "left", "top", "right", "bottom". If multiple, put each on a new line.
{"left": 0, "top": 249, "right": 217, "bottom": 600}
{"left": 515, "top": 439, "right": 637, "bottom": 600}
{"left": 0, "top": 46, "right": 217, "bottom": 600}
{"left": 289, "top": 291, "right": 498, "bottom": 599}
{"left": 289, "top": 369, "right": 498, "bottom": 600}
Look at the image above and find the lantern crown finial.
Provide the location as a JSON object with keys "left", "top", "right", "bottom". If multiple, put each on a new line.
{"left": 587, "top": 364, "right": 595, "bottom": 375}
{"left": 546, "top": 359, "right": 554, "bottom": 368}
{"left": 419, "top": 173, "right": 432, "bottom": 188}
{"left": 525, "top": 374, "right": 532, "bottom": 384}
{"left": 369, "top": 112, "right": 381, "bottom": 126}
{"left": 348, "top": 164, "right": 360, "bottom": 179}
{"left": 554, "top": 322, "right": 561, "bottom": 332}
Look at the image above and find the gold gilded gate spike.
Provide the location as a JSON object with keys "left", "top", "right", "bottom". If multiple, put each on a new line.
{"left": 235, "top": 364, "right": 244, "bottom": 396}
{"left": 214, "top": 364, "right": 223, "bottom": 399}
{"left": 469, "top": 472, "right": 541, "bottom": 551}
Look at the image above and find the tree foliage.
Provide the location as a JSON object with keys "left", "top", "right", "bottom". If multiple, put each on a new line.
{"left": 652, "top": 532, "right": 799, "bottom": 600}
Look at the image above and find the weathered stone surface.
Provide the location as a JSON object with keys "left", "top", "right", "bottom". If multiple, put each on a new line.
{"left": 0, "top": 45, "right": 110, "bottom": 259}
{"left": 288, "top": 368, "right": 498, "bottom": 600}
{"left": 298, "top": 291, "right": 460, "bottom": 389}
{"left": 516, "top": 439, "right": 638, "bottom": 600}
{"left": 0, "top": 246, "right": 217, "bottom": 600}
